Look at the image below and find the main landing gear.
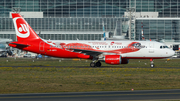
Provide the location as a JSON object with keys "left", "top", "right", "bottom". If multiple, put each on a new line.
{"left": 90, "top": 61, "right": 102, "bottom": 67}
{"left": 150, "top": 59, "right": 155, "bottom": 68}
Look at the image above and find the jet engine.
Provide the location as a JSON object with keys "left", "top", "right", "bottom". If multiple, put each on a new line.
{"left": 104, "top": 55, "right": 129, "bottom": 65}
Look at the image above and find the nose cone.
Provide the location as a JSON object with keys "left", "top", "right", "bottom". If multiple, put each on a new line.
{"left": 169, "top": 50, "right": 175, "bottom": 57}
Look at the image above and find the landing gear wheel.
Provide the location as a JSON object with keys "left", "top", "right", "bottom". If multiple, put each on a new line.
{"left": 90, "top": 62, "right": 96, "bottom": 67}
{"left": 150, "top": 59, "right": 155, "bottom": 68}
{"left": 96, "top": 61, "right": 101, "bottom": 67}
{"left": 150, "top": 64, "right": 155, "bottom": 68}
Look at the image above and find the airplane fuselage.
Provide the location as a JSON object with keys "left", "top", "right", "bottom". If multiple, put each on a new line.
{"left": 10, "top": 40, "right": 174, "bottom": 59}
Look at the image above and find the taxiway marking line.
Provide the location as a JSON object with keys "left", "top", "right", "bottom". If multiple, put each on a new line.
{"left": 0, "top": 92, "right": 180, "bottom": 99}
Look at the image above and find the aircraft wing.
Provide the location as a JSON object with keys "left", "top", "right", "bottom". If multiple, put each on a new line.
{"left": 69, "top": 48, "right": 103, "bottom": 56}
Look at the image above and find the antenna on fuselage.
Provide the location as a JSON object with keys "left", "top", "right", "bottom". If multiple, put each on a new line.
{"left": 39, "top": 31, "right": 41, "bottom": 35}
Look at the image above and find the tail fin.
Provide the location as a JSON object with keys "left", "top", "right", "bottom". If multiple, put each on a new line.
{"left": 11, "top": 13, "right": 40, "bottom": 42}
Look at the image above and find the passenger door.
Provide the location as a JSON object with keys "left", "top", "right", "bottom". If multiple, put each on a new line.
{"left": 149, "top": 43, "right": 154, "bottom": 53}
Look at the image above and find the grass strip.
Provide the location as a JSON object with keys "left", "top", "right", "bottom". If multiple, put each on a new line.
{"left": 0, "top": 67, "right": 180, "bottom": 94}
{"left": 0, "top": 58, "right": 179, "bottom": 67}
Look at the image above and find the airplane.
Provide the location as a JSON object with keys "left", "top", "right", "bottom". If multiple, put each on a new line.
{"left": 0, "top": 38, "right": 13, "bottom": 56}
{"left": 9, "top": 13, "right": 175, "bottom": 68}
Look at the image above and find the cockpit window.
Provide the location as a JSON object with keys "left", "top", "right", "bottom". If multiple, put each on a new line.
{"left": 165, "top": 46, "right": 169, "bottom": 48}
{"left": 160, "top": 46, "right": 169, "bottom": 49}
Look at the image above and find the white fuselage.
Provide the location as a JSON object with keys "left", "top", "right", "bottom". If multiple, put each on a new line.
{"left": 47, "top": 40, "right": 175, "bottom": 59}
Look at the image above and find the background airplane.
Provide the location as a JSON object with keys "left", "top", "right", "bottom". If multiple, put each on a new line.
{"left": 0, "top": 38, "right": 13, "bottom": 57}
{"left": 9, "top": 13, "right": 175, "bottom": 68}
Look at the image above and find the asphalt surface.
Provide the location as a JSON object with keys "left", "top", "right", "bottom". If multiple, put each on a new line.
{"left": 1, "top": 89, "right": 180, "bottom": 101}
{"left": 1, "top": 66, "right": 180, "bottom": 69}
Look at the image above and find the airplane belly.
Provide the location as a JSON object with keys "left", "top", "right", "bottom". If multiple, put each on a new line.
{"left": 45, "top": 49, "right": 79, "bottom": 58}
{"left": 125, "top": 48, "right": 162, "bottom": 58}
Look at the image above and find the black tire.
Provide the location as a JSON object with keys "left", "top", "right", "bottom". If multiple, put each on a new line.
{"left": 150, "top": 64, "right": 155, "bottom": 68}
{"left": 90, "top": 62, "right": 95, "bottom": 67}
{"left": 96, "top": 61, "right": 101, "bottom": 67}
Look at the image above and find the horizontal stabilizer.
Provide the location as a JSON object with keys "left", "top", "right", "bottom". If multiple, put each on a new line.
{"left": 9, "top": 42, "right": 29, "bottom": 48}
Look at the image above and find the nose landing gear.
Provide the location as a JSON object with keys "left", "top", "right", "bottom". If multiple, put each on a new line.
{"left": 150, "top": 59, "right": 154, "bottom": 68}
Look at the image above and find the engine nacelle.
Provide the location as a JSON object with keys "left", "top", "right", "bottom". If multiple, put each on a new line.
{"left": 104, "top": 55, "right": 129, "bottom": 65}
{"left": 104, "top": 55, "right": 121, "bottom": 65}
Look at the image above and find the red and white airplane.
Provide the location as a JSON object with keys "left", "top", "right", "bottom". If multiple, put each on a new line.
{"left": 9, "top": 13, "right": 175, "bottom": 68}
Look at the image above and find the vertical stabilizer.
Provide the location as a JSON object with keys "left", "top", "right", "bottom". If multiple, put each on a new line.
{"left": 11, "top": 13, "right": 40, "bottom": 42}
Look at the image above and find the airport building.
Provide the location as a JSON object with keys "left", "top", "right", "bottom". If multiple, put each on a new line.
{"left": 1, "top": 0, "right": 180, "bottom": 42}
